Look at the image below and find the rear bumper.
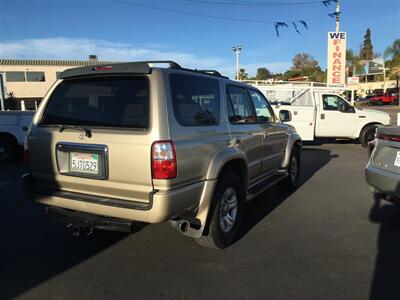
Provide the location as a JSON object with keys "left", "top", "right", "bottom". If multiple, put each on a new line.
{"left": 365, "top": 165, "right": 400, "bottom": 200}
{"left": 24, "top": 173, "right": 213, "bottom": 223}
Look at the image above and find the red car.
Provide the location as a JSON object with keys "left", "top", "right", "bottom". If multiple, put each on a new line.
{"left": 366, "top": 93, "right": 399, "bottom": 105}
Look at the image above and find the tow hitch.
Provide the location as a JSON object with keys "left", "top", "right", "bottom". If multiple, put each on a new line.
{"left": 67, "top": 224, "right": 94, "bottom": 237}
{"left": 46, "top": 206, "right": 141, "bottom": 234}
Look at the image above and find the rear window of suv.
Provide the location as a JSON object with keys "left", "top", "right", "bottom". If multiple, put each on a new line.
{"left": 41, "top": 76, "right": 149, "bottom": 129}
{"left": 170, "top": 73, "right": 220, "bottom": 126}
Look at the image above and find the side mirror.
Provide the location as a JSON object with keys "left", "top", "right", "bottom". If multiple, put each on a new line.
{"left": 347, "top": 106, "right": 355, "bottom": 113}
{"left": 279, "top": 110, "right": 292, "bottom": 122}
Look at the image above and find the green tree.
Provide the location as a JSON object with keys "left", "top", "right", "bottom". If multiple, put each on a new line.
{"left": 237, "top": 68, "right": 248, "bottom": 80}
{"left": 346, "top": 49, "right": 364, "bottom": 77}
{"left": 384, "top": 39, "right": 400, "bottom": 67}
{"left": 284, "top": 53, "right": 324, "bottom": 82}
{"left": 291, "top": 53, "right": 319, "bottom": 72}
{"left": 360, "top": 28, "right": 374, "bottom": 60}
{"left": 384, "top": 39, "right": 400, "bottom": 79}
{"left": 255, "top": 67, "right": 271, "bottom": 80}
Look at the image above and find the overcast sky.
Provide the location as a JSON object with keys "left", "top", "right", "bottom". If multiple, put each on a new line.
{"left": 0, "top": 0, "right": 399, "bottom": 78}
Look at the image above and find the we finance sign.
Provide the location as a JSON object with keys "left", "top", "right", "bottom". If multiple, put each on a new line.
{"left": 327, "top": 32, "right": 346, "bottom": 86}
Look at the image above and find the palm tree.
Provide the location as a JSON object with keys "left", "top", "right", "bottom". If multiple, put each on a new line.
{"left": 383, "top": 39, "right": 400, "bottom": 78}
{"left": 346, "top": 49, "right": 363, "bottom": 77}
{"left": 384, "top": 39, "right": 400, "bottom": 59}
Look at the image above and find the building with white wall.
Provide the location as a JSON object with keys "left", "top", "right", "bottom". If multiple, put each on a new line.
{"left": 0, "top": 58, "right": 115, "bottom": 109}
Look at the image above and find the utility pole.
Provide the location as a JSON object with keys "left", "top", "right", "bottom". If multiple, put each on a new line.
{"left": 232, "top": 45, "right": 243, "bottom": 81}
{"left": 335, "top": 0, "right": 340, "bottom": 33}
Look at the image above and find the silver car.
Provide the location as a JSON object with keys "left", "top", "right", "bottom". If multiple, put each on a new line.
{"left": 366, "top": 126, "right": 400, "bottom": 204}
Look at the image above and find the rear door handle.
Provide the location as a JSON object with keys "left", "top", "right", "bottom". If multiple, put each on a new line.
{"left": 321, "top": 113, "right": 325, "bottom": 120}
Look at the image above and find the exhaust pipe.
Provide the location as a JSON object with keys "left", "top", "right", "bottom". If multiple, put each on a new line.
{"left": 176, "top": 220, "right": 190, "bottom": 233}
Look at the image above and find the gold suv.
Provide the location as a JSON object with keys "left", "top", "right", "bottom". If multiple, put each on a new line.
{"left": 24, "top": 61, "right": 302, "bottom": 248}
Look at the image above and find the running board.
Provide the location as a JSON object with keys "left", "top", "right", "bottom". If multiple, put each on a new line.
{"left": 246, "top": 172, "right": 288, "bottom": 202}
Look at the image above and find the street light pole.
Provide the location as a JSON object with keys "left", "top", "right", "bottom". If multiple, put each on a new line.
{"left": 232, "top": 45, "right": 243, "bottom": 81}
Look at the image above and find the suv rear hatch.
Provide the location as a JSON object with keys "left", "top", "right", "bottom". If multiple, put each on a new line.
{"left": 29, "top": 75, "right": 154, "bottom": 206}
{"left": 372, "top": 127, "right": 400, "bottom": 176}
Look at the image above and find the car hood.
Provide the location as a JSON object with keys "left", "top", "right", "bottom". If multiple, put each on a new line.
{"left": 356, "top": 108, "right": 391, "bottom": 124}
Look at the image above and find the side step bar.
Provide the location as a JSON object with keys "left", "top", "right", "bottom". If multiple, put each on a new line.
{"left": 246, "top": 172, "right": 288, "bottom": 201}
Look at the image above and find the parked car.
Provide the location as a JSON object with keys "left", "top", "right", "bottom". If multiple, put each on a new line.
{"left": 23, "top": 61, "right": 302, "bottom": 249}
{"left": 365, "top": 93, "right": 398, "bottom": 106}
{"left": 366, "top": 126, "right": 400, "bottom": 205}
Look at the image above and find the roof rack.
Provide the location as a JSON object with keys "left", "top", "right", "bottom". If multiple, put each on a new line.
{"left": 58, "top": 60, "right": 228, "bottom": 79}
{"left": 140, "top": 61, "right": 227, "bottom": 78}
{"left": 195, "top": 69, "right": 227, "bottom": 78}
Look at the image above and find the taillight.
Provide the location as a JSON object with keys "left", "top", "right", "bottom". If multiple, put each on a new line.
{"left": 377, "top": 133, "right": 400, "bottom": 142}
{"left": 151, "top": 141, "right": 177, "bottom": 179}
{"left": 23, "top": 136, "right": 29, "bottom": 164}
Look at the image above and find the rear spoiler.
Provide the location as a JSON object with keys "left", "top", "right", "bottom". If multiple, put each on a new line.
{"left": 57, "top": 60, "right": 230, "bottom": 80}
{"left": 58, "top": 61, "right": 182, "bottom": 79}
{"left": 58, "top": 62, "right": 151, "bottom": 79}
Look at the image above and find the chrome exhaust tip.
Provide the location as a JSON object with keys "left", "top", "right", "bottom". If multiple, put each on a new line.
{"left": 176, "top": 220, "right": 190, "bottom": 233}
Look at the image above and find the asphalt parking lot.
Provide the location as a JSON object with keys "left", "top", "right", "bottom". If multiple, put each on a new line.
{"left": 0, "top": 143, "right": 399, "bottom": 300}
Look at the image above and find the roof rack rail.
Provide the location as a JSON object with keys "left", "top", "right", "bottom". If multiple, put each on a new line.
{"left": 139, "top": 61, "right": 228, "bottom": 78}
{"left": 195, "top": 69, "right": 227, "bottom": 78}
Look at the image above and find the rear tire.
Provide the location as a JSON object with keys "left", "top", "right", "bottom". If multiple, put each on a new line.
{"left": 360, "top": 125, "right": 377, "bottom": 148}
{"left": 376, "top": 100, "right": 383, "bottom": 106}
{"left": 196, "top": 172, "right": 245, "bottom": 249}
{"left": 278, "top": 146, "right": 301, "bottom": 193}
{"left": 0, "top": 136, "right": 17, "bottom": 162}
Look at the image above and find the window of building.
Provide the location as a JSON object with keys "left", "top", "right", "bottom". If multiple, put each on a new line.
{"left": 170, "top": 74, "right": 220, "bottom": 126}
{"left": 26, "top": 71, "right": 46, "bottom": 82}
{"left": 5, "top": 71, "right": 25, "bottom": 82}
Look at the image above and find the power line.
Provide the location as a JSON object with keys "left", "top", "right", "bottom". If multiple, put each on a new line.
{"left": 112, "top": 0, "right": 327, "bottom": 24}
{"left": 184, "top": 0, "right": 329, "bottom": 7}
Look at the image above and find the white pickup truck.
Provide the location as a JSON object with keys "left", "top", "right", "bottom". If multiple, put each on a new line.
{"left": 0, "top": 111, "right": 35, "bottom": 161}
{"left": 249, "top": 81, "right": 391, "bottom": 147}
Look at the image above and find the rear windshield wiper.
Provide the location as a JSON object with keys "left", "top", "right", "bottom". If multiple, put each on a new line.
{"left": 57, "top": 125, "right": 92, "bottom": 138}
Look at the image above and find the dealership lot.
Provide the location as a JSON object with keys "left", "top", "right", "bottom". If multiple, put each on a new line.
{"left": 0, "top": 143, "right": 399, "bottom": 300}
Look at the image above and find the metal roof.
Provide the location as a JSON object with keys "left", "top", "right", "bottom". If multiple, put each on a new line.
{"left": 0, "top": 59, "right": 117, "bottom": 66}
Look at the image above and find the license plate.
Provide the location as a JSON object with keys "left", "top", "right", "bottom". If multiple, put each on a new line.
{"left": 69, "top": 152, "right": 99, "bottom": 175}
{"left": 395, "top": 151, "right": 400, "bottom": 167}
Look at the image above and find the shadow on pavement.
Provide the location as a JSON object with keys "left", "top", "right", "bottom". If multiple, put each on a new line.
{"left": 237, "top": 147, "right": 337, "bottom": 241}
{"left": 369, "top": 195, "right": 400, "bottom": 300}
{"left": 0, "top": 147, "right": 336, "bottom": 299}
{"left": 0, "top": 177, "right": 128, "bottom": 299}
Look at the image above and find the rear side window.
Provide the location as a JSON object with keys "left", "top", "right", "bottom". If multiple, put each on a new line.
{"left": 41, "top": 76, "right": 149, "bottom": 129}
{"left": 170, "top": 74, "right": 220, "bottom": 126}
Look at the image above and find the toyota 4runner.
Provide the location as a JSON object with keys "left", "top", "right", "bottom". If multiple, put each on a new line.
{"left": 23, "top": 61, "right": 302, "bottom": 248}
